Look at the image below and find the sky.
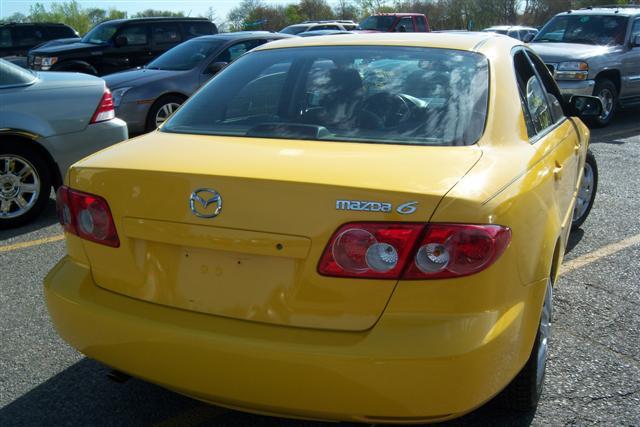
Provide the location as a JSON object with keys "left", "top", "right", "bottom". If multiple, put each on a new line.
{"left": 0, "top": 0, "right": 331, "bottom": 21}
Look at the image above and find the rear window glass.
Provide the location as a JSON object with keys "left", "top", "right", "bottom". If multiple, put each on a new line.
{"left": 163, "top": 46, "right": 489, "bottom": 146}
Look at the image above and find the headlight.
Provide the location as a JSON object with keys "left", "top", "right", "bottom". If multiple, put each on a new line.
{"left": 39, "top": 57, "right": 58, "bottom": 70}
{"left": 555, "top": 61, "right": 589, "bottom": 81}
{"left": 110, "top": 87, "right": 132, "bottom": 108}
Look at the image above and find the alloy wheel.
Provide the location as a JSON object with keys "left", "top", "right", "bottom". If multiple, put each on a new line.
{"left": 0, "top": 155, "right": 41, "bottom": 219}
{"left": 155, "top": 102, "right": 181, "bottom": 127}
{"left": 573, "top": 161, "right": 594, "bottom": 223}
{"left": 597, "top": 88, "right": 614, "bottom": 120}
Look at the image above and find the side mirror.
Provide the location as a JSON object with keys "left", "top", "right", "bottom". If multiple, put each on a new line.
{"left": 523, "top": 33, "right": 535, "bottom": 43}
{"left": 567, "top": 95, "right": 603, "bottom": 118}
{"left": 206, "top": 61, "right": 228, "bottom": 74}
{"left": 632, "top": 34, "right": 640, "bottom": 48}
{"left": 114, "top": 36, "right": 128, "bottom": 47}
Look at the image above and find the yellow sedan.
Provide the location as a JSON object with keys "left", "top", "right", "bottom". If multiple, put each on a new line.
{"left": 45, "top": 33, "right": 600, "bottom": 423}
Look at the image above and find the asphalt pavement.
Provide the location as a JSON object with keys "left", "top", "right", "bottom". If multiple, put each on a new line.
{"left": 1, "top": 110, "right": 639, "bottom": 426}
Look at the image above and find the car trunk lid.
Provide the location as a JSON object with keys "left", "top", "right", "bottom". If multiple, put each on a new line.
{"left": 69, "top": 132, "right": 481, "bottom": 331}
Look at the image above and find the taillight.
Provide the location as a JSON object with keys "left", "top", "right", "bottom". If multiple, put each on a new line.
{"left": 318, "top": 223, "right": 510, "bottom": 280}
{"left": 90, "top": 88, "right": 115, "bottom": 123}
{"left": 318, "top": 223, "right": 425, "bottom": 279}
{"left": 55, "top": 186, "right": 119, "bottom": 247}
{"left": 403, "top": 224, "right": 511, "bottom": 279}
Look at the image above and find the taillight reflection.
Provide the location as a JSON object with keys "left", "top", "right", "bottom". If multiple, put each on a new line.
{"left": 56, "top": 186, "right": 119, "bottom": 247}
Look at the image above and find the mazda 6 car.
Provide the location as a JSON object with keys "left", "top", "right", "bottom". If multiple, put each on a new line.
{"left": 45, "top": 33, "right": 599, "bottom": 423}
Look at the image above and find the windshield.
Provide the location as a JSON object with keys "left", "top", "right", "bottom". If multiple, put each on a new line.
{"left": 0, "top": 59, "right": 36, "bottom": 86}
{"left": 358, "top": 16, "right": 395, "bottom": 31}
{"left": 147, "top": 39, "right": 224, "bottom": 71}
{"left": 535, "top": 15, "right": 628, "bottom": 45}
{"left": 280, "top": 25, "right": 309, "bottom": 35}
{"left": 163, "top": 46, "right": 489, "bottom": 146}
{"left": 81, "top": 22, "right": 119, "bottom": 44}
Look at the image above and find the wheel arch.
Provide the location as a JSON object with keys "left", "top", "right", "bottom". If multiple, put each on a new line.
{"left": 0, "top": 130, "right": 63, "bottom": 189}
{"left": 594, "top": 69, "right": 621, "bottom": 95}
{"left": 145, "top": 92, "right": 189, "bottom": 127}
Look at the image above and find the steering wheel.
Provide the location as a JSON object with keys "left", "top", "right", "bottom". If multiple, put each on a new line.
{"left": 358, "top": 93, "right": 412, "bottom": 130}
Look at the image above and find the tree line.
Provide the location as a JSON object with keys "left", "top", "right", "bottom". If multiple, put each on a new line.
{"left": 2, "top": 0, "right": 636, "bottom": 35}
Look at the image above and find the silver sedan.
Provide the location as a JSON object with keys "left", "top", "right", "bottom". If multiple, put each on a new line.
{"left": 0, "top": 59, "right": 128, "bottom": 228}
{"left": 104, "top": 32, "right": 293, "bottom": 135}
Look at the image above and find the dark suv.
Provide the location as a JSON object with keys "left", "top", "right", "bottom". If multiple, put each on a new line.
{"left": 0, "top": 22, "right": 78, "bottom": 57}
{"left": 28, "top": 17, "right": 217, "bottom": 76}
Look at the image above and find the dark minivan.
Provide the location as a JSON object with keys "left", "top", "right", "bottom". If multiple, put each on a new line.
{"left": 1, "top": 22, "right": 78, "bottom": 57}
{"left": 28, "top": 17, "right": 217, "bottom": 75}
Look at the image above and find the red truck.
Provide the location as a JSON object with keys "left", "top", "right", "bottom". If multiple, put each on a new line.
{"left": 356, "top": 13, "right": 430, "bottom": 32}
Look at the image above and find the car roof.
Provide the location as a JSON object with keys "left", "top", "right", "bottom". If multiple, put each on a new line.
{"left": 255, "top": 32, "right": 507, "bottom": 52}
{"left": 98, "top": 17, "right": 211, "bottom": 25}
{"left": 1, "top": 22, "right": 73, "bottom": 27}
{"left": 559, "top": 7, "right": 640, "bottom": 17}
{"left": 373, "top": 13, "right": 424, "bottom": 16}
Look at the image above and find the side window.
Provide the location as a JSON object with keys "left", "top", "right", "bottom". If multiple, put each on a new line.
{"left": 184, "top": 22, "right": 214, "bottom": 38}
{"left": 215, "top": 40, "right": 262, "bottom": 64}
{"left": 632, "top": 19, "right": 640, "bottom": 39}
{"left": 416, "top": 16, "right": 427, "bottom": 32}
{"left": 397, "top": 17, "right": 414, "bottom": 32}
{"left": 525, "top": 50, "right": 565, "bottom": 122}
{"left": 45, "top": 25, "right": 76, "bottom": 39}
{"left": 117, "top": 25, "right": 148, "bottom": 46}
{"left": 314, "top": 25, "right": 339, "bottom": 30}
{"left": 513, "top": 50, "right": 554, "bottom": 138}
{"left": 152, "top": 23, "right": 181, "bottom": 44}
{"left": 0, "top": 28, "right": 12, "bottom": 47}
{"left": 226, "top": 61, "right": 292, "bottom": 119}
{"left": 13, "top": 26, "right": 41, "bottom": 47}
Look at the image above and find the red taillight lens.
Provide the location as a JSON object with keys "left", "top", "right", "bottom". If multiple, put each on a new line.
{"left": 318, "top": 223, "right": 510, "bottom": 280}
{"left": 90, "top": 88, "right": 115, "bottom": 123}
{"left": 318, "top": 222, "right": 424, "bottom": 279}
{"left": 56, "top": 185, "right": 119, "bottom": 247}
{"left": 403, "top": 224, "right": 511, "bottom": 279}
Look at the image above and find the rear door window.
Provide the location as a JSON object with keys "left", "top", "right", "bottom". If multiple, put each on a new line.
{"left": 44, "top": 25, "right": 76, "bottom": 39}
{"left": 152, "top": 22, "right": 182, "bottom": 44}
{"left": 183, "top": 22, "right": 214, "bottom": 38}
{"left": 513, "top": 50, "right": 554, "bottom": 138}
{"left": 416, "top": 16, "right": 427, "bottom": 32}
{"left": 397, "top": 17, "right": 414, "bottom": 32}
{"left": 0, "top": 28, "right": 12, "bottom": 47}
{"left": 12, "top": 25, "right": 42, "bottom": 47}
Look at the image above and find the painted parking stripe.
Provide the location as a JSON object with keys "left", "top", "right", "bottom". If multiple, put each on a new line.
{"left": 0, "top": 234, "right": 64, "bottom": 253}
{"left": 560, "top": 233, "right": 640, "bottom": 275}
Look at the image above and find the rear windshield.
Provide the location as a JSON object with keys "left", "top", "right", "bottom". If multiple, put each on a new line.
{"left": 535, "top": 14, "right": 629, "bottom": 46}
{"left": 358, "top": 16, "right": 395, "bottom": 31}
{"left": 280, "top": 25, "right": 309, "bottom": 35}
{"left": 162, "top": 46, "right": 489, "bottom": 146}
{"left": 0, "top": 59, "right": 36, "bottom": 86}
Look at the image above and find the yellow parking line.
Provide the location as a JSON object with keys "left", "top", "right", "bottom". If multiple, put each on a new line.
{"left": 560, "top": 233, "right": 640, "bottom": 276}
{"left": 0, "top": 234, "right": 65, "bottom": 253}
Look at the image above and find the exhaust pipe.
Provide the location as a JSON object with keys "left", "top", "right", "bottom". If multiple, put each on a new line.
{"left": 107, "top": 369, "right": 131, "bottom": 383}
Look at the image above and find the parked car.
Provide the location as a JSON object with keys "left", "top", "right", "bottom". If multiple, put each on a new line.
{"left": 356, "top": 13, "right": 430, "bottom": 32}
{"left": 28, "top": 17, "right": 218, "bottom": 76}
{"left": 483, "top": 25, "right": 538, "bottom": 41}
{"left": 530, "top": 6, "right": 640, "bottom": 127}
{"left": 0, "top": 59, "right": 127, "bottom": 227}
{"left": 46, "top": 33, "right": 600, "bottom": 423}
{"left": 0, "top": 22, "right": 78, "bottom": 58}
{"left": 280, "top": 20, "right": 357, "bottom": 35}
{"left": 105, "top": 32, "right": 292, "bottom": 134}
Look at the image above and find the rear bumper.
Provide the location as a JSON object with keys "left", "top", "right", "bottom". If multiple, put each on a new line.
{"left": 557, "top": 79, "right": 596, "bottom": 97}
{"left": 45, "top": 256, "right": 545, "bottom": 423}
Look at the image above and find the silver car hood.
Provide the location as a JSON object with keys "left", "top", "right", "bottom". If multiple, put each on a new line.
{"left": 529, "top": 42, "right": 619, "bottom": 62}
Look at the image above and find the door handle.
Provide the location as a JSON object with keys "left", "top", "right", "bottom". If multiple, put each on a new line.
{"left": 553, "top": 161, "right": 563, "bottom": 180}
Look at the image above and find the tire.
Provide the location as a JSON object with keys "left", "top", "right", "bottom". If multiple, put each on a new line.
{"left": 498, "top": 278, "right": 552, "bottom": 411}
{"left": 572, "top": 150, "right": 598, "bottom": 230}
{"left": 145, "top": 95, "right": 186, "bottom": 132}
{"left": 587, "top": 78, "right": 617, "bottom": 128}
{"left": 0, "top": 142, "right": 52, "bottom": 228}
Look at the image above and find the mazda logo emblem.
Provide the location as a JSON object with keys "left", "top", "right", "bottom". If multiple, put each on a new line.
{"left": 189, "top": 188, "right": 222, "bottom": 218}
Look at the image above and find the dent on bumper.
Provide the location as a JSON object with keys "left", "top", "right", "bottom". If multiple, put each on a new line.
{"left": 44, "top": 257, "right": 544, "bottom": 423}
{"left": 557, "top": 79, "right": 596, "bottom": 97}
